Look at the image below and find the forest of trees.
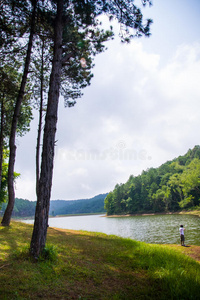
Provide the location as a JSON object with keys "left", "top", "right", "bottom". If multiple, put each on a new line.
{"left": 104, "top": 146, "right": 200, "bottom": 215}
{"left": 49, "top": 194, "right": 107, "bottom": 216}
{"left": 0, "top": 198, "right": 36, "bottom": 217}
{"left": 0, "top": 194, "right": 107, "bottom": 217}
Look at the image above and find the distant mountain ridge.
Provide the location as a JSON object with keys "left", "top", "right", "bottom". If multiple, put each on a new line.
{"left": 49, "top": 193, "right": 108, "bottom": 216}
{"left": 0, "top": 193, "right": 108, "bottom": 217}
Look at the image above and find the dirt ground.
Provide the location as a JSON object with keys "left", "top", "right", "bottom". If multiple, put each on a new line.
{"left": 168, "top": 244, "right": 200, "bottom": 263}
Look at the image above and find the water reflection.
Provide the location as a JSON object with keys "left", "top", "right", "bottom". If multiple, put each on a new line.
{"left": 23, "top": 213, "right": 200, "bottom": 245}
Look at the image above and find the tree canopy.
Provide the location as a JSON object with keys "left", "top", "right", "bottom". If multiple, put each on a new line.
{"left": 104, "top": 146, "right": 200, "bottom": 215}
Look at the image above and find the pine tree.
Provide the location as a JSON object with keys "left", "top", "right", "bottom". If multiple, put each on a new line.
{"left": 1, "top": 0, "right": 38, "bottom": 226}
{"left": 30, "top": 0, "right": 152, "bottom": 258}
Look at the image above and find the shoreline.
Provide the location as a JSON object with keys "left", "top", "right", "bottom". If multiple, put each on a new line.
{"left": 106, "top": 210, "right": 200, "bottom": 218}
{"left": 12, "top": 209, "right": 200, "bottom": 221}
{"left": 14, "top": 212, "right": 106, "bottom": 221}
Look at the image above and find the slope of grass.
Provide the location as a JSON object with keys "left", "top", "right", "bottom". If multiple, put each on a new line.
{"left": 179, "top": 208, "right": 200, "bottom": 217}
{"left": 1, "top": 219, "right": 200, "bottom": 299}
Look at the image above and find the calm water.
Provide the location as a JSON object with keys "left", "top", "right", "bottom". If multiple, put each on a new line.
{"left": 23, "top": 214, "right": 200, "bottom": 245}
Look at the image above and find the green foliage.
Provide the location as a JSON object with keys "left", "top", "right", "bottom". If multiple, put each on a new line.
{"left": 39, "top": 244, "right": 58, "bottom": 262}
{"left": 105, "top": 146, "right": 200, "bottom": 215}
{"left": 0, "top": 64, "right": 33, "bottom": 141}
{"left": 0, "top": 151, "right": 20, "bottom": 205}
{"left": 0, "top": 157, "right": 9, "bottom": 205}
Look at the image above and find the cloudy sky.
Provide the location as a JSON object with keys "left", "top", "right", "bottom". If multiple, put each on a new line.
{"left": 15, "top": 0, "right": 200, "bottom": 201}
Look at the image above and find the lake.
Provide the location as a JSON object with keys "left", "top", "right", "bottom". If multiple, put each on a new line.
{"left": 22, "top": 213, "right": 200, "bottom": 245}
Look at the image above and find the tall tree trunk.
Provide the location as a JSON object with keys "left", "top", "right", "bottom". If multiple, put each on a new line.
{"left": 36, "top": 39, "right": 45, "bottom": 197}
{"left": 30, "top": 0, "right": 63, "bottom": 258}
{"left": 0, "top": 98, "right": 5, "bottom": 192}
{"left": 1, "top": 0, "right": 37, "bottom": 226}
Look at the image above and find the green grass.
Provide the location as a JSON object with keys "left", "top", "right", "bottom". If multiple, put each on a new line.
{"left": 0, "top": 220, "right": 200, "bottom": 299}
{"left": 179, "top": 207, "right": 200, "bottom": 217}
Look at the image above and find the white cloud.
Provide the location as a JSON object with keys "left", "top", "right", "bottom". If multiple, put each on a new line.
{"left": 15, "top": 171, "right": 36, "bottom": 201}
{"left": 15, "top": 35, "right": 200, "bottom": 201}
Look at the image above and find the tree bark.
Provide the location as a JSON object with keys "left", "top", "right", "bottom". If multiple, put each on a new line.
{"left": 30, "top": 0, "right": 63, "bottom": 258}
{"left": 1, "top": 0, "right": 37, "bottom": 226}
{"left": 36, "top": 39, "right": 45, "bottom": 197}
{"left": 0, "top": 98, "right": 5, "bottom": 192}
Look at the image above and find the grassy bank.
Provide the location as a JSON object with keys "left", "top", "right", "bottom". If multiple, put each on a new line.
{"left": 1, "top": 220, "right": 200, "bottom": 299}
{"left": 106, "top": 208, "right": 200, "bottom": 218}
{"left": 179, "top": 208, "right": 200, "bottom": 217}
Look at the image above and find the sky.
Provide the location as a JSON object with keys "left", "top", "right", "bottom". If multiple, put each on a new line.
{"left": 15, "top": 0, "right": 200, "bottom": 201}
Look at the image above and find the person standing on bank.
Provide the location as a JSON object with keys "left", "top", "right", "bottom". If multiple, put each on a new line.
{"left": 179, "top": 225, "right": 185, "bottom": 246}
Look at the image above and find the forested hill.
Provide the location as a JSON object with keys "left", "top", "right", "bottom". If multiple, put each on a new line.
{"left": 104, "top": 145, "right": 200, "bottom": 215}
{"left": 49, "top": 194, "right": 108, "bottom": 216}
{"left": 0, "top": 194, "right": 108, "bottom": 217}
